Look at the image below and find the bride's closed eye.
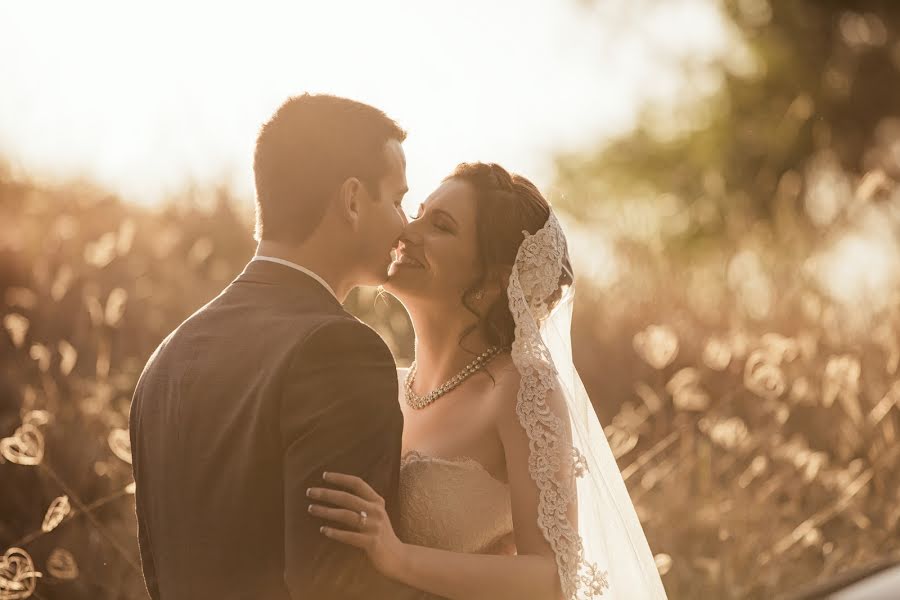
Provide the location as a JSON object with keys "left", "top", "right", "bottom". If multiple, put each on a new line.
{"left": 411, "top": 205, "right": 456, "bottom": 234}
{"left": 433, "top": 219, "right": 454, "bottom": 233}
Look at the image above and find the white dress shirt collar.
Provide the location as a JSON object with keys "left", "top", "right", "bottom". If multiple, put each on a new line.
{"left": 251, "top": 255, "right": 338, "bottom": 301}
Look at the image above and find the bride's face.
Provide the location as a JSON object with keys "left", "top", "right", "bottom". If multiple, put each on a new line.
{"left": 385, "top": 178, "right": 481, "bottom": 306}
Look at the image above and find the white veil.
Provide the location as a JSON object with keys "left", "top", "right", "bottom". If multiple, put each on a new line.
{"left": 508, "top": 212, "right": 668, "bottom": 599}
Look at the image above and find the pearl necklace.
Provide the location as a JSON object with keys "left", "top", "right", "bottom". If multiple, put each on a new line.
{"left": 405, "top": 346, "right": 506, "bottom": 410}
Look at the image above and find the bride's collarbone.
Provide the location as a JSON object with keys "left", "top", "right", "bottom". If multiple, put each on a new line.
{"left": 403, "top": 384, "right": 501, "bottom": 438}
{"left": 409, "top": 367, "right": 514, "bottom": 415}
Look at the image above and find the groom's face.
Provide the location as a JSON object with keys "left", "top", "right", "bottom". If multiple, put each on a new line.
{"left": 355, "top": 139, "right": 409, "bottom": 285}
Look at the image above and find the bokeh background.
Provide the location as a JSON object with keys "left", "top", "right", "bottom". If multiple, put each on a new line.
{"left": 2, "top": 1, "right": 900, "bottom": 598}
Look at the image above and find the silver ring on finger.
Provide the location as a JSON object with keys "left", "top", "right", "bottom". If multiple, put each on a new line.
{"left": 358, "top": 510, "right": 368, "bottom": 529}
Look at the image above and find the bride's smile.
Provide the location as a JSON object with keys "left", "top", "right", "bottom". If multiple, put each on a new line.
{"left": 384, "top": 177, "right": 481, "bottom": 307}
{"left": 389, "top": 245, "right": 426, "bottom": 271}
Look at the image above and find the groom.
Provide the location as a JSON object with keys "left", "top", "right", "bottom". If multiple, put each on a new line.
{"left": 129, "top": 94, "right": 431, "bottom": 599}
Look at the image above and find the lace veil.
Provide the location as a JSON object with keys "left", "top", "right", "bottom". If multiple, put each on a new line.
{"left": 508, "top": 212, "right": 668, "bottom": 599}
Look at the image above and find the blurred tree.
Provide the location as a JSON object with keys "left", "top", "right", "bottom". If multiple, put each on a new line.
{"left": 557, "top": 0, "right": 900, "bottom": 242}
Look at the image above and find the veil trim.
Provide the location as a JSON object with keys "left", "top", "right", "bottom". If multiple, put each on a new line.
{"left": 507, "top": 213, "right": 609, "bottom": 599}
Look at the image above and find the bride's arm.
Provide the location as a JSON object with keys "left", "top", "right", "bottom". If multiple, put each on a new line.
{"left": 307, "top": 382, "right": 567, "bottom": 600}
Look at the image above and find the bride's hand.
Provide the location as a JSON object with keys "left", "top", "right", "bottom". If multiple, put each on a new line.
{"left": 307, "top": 471, "right": 407, "bottom": 579}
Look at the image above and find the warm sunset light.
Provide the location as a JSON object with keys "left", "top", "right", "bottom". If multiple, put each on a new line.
{"left": 0, "top": 0, "right": 730, "bottom": 206}
{"left": 3, "top": 2, "right": 900, "bottom": 600}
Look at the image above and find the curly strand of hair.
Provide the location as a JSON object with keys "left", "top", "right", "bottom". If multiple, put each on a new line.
{"left": 446, "top": 162, "right": 552, "bottom": 386}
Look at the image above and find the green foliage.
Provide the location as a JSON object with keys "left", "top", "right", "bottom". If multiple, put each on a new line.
{"left": 556, "top": 0, "right": 900, "bottom": 237}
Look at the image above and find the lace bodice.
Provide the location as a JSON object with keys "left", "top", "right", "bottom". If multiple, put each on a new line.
{"left": 398, "top": 450, "right": 514, "bottom": 554}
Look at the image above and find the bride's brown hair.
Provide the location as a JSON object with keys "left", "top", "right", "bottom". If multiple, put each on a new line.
{"left": 446, "top": 162, "right": 573, "bottom": 352}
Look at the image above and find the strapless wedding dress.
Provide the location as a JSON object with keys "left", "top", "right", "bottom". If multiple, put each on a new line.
{"left": 398, "top": 450, "right": 514, "bottom": 554}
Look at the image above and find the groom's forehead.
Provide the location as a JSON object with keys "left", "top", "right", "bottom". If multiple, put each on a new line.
{"left": 383, "top": 139, "right": 406, "bottom": 171}
{"left": 382, "top": 139, "right": 407, "bottom": 185}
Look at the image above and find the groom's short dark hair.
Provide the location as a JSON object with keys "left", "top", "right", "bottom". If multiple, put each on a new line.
{"left": 253, "top": 94, "right": 407, "bottom": 243}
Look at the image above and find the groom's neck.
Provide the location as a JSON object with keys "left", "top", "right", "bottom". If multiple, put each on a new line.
{"left": 255, "top": 238, "right": 353, "bottom": 302}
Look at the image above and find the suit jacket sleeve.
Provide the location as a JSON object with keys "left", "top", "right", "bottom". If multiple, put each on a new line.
{"left": 281, "top": 317, "right": 431, "bottom": 600}
{"left": 129, "top": 384, "right": 161, "bottom": 600}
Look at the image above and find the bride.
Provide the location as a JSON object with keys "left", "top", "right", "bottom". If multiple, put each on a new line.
{"left": 306, "top": 162, "right": 668, "bottom": 599}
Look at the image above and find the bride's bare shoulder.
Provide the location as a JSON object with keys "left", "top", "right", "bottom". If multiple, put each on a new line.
{"left": 482, "top": 354, "right": 520, "bottom": 401}
{"left": 484, "top": 353, "right": 569, "bottom": 416}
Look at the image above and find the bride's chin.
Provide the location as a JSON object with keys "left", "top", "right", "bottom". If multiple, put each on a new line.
{"left": 382, "top": 276, "right": 408, "bottom": 297}
{"left": 383, "top": 276, "right": 427, "bottom": 303}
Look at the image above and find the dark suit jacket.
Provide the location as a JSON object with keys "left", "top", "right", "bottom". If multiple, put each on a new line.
{"left": 129, "top": 259, "right": 430, "bottom": 600}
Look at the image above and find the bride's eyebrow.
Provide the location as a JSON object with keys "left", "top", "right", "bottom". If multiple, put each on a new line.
{"left": 430, "top": 208, "right": 458, "bottom": 226}
{"left": 415, "top": 202, "right": 459, "bottom": 226}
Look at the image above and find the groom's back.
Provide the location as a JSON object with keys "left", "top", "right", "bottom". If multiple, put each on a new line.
{"left": 128, "top": 259, "right": 406, "bottom": 600}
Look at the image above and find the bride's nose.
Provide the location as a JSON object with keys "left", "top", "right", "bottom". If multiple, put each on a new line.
{"left": 400, "top": 220, "right": 424, "bottom": 245}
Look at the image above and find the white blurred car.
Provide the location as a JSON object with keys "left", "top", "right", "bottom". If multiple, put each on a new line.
{"left": 784, "top": 559, "right": 900, "bottom": 600}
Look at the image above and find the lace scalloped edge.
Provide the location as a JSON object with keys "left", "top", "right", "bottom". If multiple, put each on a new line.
{"left": 508, "top": 214, "right": 609, "bottom": 599}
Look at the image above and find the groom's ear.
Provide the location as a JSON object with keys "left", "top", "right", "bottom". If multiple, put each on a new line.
{"left": 337, "top": 177, "right": 364, "bottom": 227}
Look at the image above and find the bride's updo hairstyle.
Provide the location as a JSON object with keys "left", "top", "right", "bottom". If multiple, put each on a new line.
{"left": 446, "top": 162, "right": 573, "bottom": 351}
